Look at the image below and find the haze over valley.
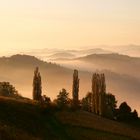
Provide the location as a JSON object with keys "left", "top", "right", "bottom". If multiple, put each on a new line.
{"left": 0, "top": 52, "right": 140, "bottom": 114}
{"left": 0, "top": 1, "right": 140, "bottom": 139}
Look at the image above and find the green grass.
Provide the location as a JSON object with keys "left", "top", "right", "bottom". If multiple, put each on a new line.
{"left": 0, "top": 96, "right": 139, "bottom": 140}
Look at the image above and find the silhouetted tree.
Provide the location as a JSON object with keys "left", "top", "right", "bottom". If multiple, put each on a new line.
{"left": 119, "top": 102, "right": 131, "bottom": 113}
{"left": 81, "top": 92, "right": 92, "bottom": 111}
{"left": 91, "top": 73, "right": 106, "bottom": 116}
{"left": 115, "top": 102, "right": 139, "bottom": 122}
{"left": 132, "top": 110, "right": 138, "bottom": 120}
{"left": 0, "top": 82, "right": 21, "bottom": 98}
{"left": 117, "top": 102, "right": 132, "bottom": 121}
{"left": 105, "top": 93, "right": 117, "bottom": 119}
{"left": 42, "top": 95, "right": 51, "bottom": 105}
{"left": 72, "top": 70, "right": 80, "bottom": 108}
{"left": 56, "top": 88, "right": 69, "bottom": 109}
{"left": 33, "top": 67, "right": 42, "bottom": 100}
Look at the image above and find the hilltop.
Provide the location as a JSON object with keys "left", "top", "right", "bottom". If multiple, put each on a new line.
{"left": 77, "top": 53, "right": 140, "bottom": 77}
{"left": 0, "top": 54, "right": 140, "bottom": 113}
{"left": 0, "top": 96, "right": 140, "bottom": 140}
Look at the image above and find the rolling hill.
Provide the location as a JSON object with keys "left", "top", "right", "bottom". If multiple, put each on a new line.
{"left": 25, "top": 48, "right": 112, "bottom": 61}
{"left": 0, "top": 96, "right": 140, "bottom": 140}
{"left": 0, "top": 54, "right": 139, "bottom": 114}
{"left": 48, "top": 52, "right": 76, "bottom": 59}
{"left": 77, "top": 53, "right": 140, "bottom": 77}
{"left": 107, "top": 45, "right": 140, "bottom": 57}
{"left": 52, "top": 53, "right": 140, "bottom": 78}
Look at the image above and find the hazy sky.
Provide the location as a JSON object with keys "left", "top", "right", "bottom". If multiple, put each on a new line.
{"left": 0, "top": 0, "right": 140, "bottom": 53}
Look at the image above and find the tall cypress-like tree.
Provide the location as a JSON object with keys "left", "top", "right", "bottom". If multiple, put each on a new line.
{"left": 91, "top": 73, "right": 106, "bottom": 116}
{"left": 72, "top": 69, "right": 79, "bottom": 107}
{"left": 33, "top": 67, "right": 42, "bottom": 100}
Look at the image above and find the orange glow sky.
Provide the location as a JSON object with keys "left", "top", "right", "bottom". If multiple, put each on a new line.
{"left": 0, "top": 0, "right": 140, "bottom": 53}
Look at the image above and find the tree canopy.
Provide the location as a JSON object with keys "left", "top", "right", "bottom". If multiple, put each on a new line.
{"left": 0, "top": 82, "right": 21, "bottom": 98}
{"left": 56, "top": 88, "right": 69, "bottom": 109}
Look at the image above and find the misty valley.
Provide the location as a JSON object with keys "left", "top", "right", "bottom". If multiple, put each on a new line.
{"left": 0, "top": 51, "right": 140, "bottom": 139}
{"left": 0, "top": 0, "right": 140, "bottom": 139}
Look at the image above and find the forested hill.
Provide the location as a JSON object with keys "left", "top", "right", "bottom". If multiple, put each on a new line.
{"left": 0, "top": 54, "right": 140, "bottom": 113}
{"left": 0, "top": 96, "right": 140, "bottom": 140}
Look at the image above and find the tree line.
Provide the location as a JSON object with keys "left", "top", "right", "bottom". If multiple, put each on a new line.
{"left": 0, "top": 67, "right": 138, "bottom": 122}
{"left": 32, "top": 67, "right": 139, "bottom": 121}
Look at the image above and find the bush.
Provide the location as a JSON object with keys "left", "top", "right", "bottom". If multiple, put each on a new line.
{"left": 55, "top": 88, "right": 69, "bottom": 109}
{"left": 0, "top": 82, "right": 21, "bottom": 99}
{"left": 117, "top": 102, "right": 138, "bottom": 121}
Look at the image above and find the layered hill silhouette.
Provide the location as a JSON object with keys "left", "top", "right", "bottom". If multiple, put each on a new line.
{"left": 0, "top": 96, "right": 140, "bottom": 140}
{"left": 110, "top": 44, "right": 140, "bottom": 57}
{"left": 52, "top": 53, "right": 140, "bottom": 77}
{"left": 48, "top": 52, "right": 76, "bottom": 59}
{"left": 0, "top": 54, "right": 140, "bottom": 114}
{"left": 25, "top": 45, "right": 140, "bottom": 60}
{"left": 77, "top": 53, "right": 140, "bottom": 77}
{"left": 26, "top": 48, "right": 112, "bottom": 60}
{"left": 46, "top": 54, "right": 140, "bottom": 113}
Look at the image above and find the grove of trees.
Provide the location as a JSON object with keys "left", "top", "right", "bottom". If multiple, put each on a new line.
{"left": 0, "top": 67, "right": 138, "bottom": 122}
{"left": 31, "top": 67, "right": 138, "bottom": 121}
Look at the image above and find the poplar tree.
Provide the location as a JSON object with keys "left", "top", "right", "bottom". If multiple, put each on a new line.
{"left": 33, "top": 67, "right": 42, "bottom": 100}
{"left": 72, "top": 69, "right": 79, "bottom": 108}
{"left": 91, "top": 73, "right": 106, "bottom": 116}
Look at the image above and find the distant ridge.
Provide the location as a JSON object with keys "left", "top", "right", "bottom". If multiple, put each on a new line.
{"left": 48, "top": 52, "right": 76, "bottom": 59}
{"left": 0, "top": 54, "right": 140, "bottom": 114}
{"left": 25, "top": 48, "right": 113, "bottom": 60}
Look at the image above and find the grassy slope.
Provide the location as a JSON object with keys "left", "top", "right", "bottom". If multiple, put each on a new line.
{"left": 56, "top": 111, "right": 140, "bottom": 140}
{"left": 0, "top": 96, "right": 140, "bottom": 140}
